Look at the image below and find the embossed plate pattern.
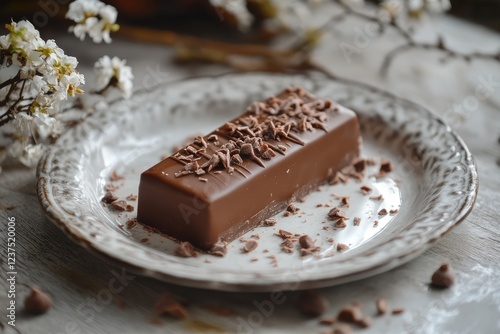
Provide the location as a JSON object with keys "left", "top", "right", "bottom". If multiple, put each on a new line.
{"left": 37, "top": 72, "right": 477, "bottom": 292}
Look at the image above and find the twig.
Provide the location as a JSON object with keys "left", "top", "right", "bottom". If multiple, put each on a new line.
{"left": 382, "top": 38, "right": 500, "bottom": 75}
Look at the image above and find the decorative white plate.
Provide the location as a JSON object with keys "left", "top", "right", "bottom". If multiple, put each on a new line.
{"left": 37, "top": 72, "right": 477, "bottom": 292}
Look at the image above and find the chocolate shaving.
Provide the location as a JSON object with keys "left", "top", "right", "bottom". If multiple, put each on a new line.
{"left": 337, "top": 306, "right": 363, "bottom": 323}
{"left": 262, "top": 218, "right": 277, "bottom": 226}
{"left": 379, "top": 160, "right": 394, "bottom": 174}
{"left": 102, "top": 191, "right": 118, "bottom": 204}
{"left": 110, "top": 200, "right": 134, "bottom": 212}
{"left": 337, "top": 243, "right": 349, "bottom": 252}
{"left": 392, "top": 308, "right": 404, "bottom": 315}
{"left": 353, "top": 159, "right": 367, "bottom": 173}
{"left": 331, "top": 324, "right": 353, "bottom": 334}
{"left": 356, "top": 315, "right": 372, "bottom": 328}
{"left": 287, "top": 203, "right": 300, "bottom": 214}
{"left": 242, "top": 240, "right": 259, "bottom": 253}
{"left": 339, "top": 196, "right": 350, "bottom": 208}
{"left": 154, "top": 293, "right": 188, "bottom": 319}
{"left": 277, "top": 229, "right": 294, "bottom": 239}
{"left": 328, "top": 207, "right": 347, "bottom": 219}
{"left": 376, "top": 298, "right": 388, "bottom": 315}
{"left": 378, "top": 208, "right": 388, "bottom": 216}
{"left": 389, "top": 209, "right": 399, "bottom": 215}
{"left": 353, "top": 217, "right": 361, "bottom": 226}
{"left": 360, "top": 186, "right": 372, "bottom": 195}
{"left": 369, "top": 194, "right": 383, "bottom": 201}
{"left": 125, "top": 218, "right": 137, "bottom": 229}
{"left": 208, "top": 241, "right": 227, "bottom": 257}
{"left": 175, "top": 242, "right": 199, "bottom": 258}
{"left": 281, "top": 239, "right": 295, "bottom": 253}
{"left": 319, "top": 317, "right": 336, "bottom": 325}
{"left": 126, "top": 194, "right": 137, "bottom": 201}
{"left": 335, "top": 219, "right": 347, "bottom": 228}
{"left": 110, "top": 171, "right": 124, "bottom": 181}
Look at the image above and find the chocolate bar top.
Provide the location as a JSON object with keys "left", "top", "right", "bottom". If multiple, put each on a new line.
{"left": 143, "top": 87, "right": 356, "bottom": 203}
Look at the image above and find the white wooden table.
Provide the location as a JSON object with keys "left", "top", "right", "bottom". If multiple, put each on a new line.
{"left": 1, "top": 13, "right": 500, "bottom": 334}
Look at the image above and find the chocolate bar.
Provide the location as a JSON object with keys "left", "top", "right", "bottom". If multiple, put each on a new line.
{"left": 137, "top": 87, "right": 361, "bottom": 249}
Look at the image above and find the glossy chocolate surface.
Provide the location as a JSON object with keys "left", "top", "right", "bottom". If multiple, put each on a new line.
{"left": 137, "top": 87, "right": 361, "bottom": 249}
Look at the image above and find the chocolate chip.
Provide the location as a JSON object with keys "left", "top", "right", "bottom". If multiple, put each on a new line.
{"left": 24, "top": 287, "right": 52, "bottom": 314}
{"left": 297, "top": 290, "right": 329, "bottom": 317}
{"left": 287, "top": 203, "right": 300, "bottom": 214}
{"left": 389, "top": 209, "right": 399, "bottom": 214}
{"left": 337, "top": 306, "right": 363, "bottom": 323}
{"left": 243, "top": 240, "right": 259, "bottom": 253}
{"left": 154, "top": 293, "right": 188, "bottom": 319}
{"left": 175, "top": 242, "right": 199, "bottom": 258}
{"left": 299, "top": 235, "right": 315, "bottom": 249}
{"left": 102, "top": 191, "right": 118, "bottom": 204}
{"left": 431, "top": 263, "right": 455, "bottom": 288}
{"left": 376, "top": 298, "right": 388, "bottom": 315}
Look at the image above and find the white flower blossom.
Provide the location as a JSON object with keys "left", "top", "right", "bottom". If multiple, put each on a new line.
{"left": 7, "top": 142, "right": 45, "bottom": 167}
{"left": 408, "top": 0, "right": 451, "bottom": 16}
{"left": 209, "top": 0, "right": 253, "bottom": 30}
{"left": 425, "top": 0, "right": 451, "bottom": 13}
{"left": 66, "top": 0, "right": 119, "bottom": 43}
{"left": 93, "top": 56, "right": 134, "bottom": 98}
{"left": 270, "top": 0, "right": 314, "bottom": 33}
{"left": 1, "top": 20, "right": 85, "bottom": 167}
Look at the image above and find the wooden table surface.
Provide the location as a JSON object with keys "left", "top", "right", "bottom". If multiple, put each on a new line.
{"left": 1, "top": 11, "right": 500, "bottom": 334}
